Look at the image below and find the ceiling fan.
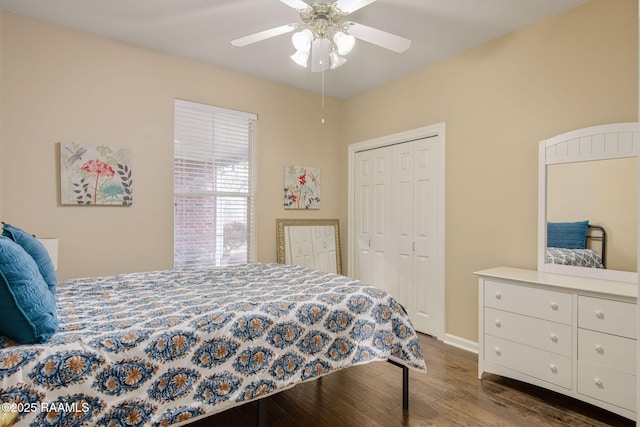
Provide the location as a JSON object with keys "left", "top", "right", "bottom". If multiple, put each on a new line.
{"left": 231, "top": 0, "right": 412, "bottom": 72}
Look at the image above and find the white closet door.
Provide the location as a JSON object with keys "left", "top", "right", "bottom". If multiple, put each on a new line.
{"left": 390, "top": 143, "right": 414, "bottom": 309}
{"left": 354, "top": 147, "right": 391, "bottom": 289}
{"left": 390, "top": 137, "right": 440, "bottom": 335}
{"left": 350, "top": 124, "right": 444, "bottom": 339}
{"left": 411, "top": 137, "right": 440, "bottom": 334}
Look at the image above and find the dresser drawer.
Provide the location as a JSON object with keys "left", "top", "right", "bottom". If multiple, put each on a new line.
{"left": 578, "top": 329, "right": 636, "bottom": 375}
{"left": 484, "top": 335, "right": 572, "bottom": 389}
{"left": 577, "top": 360, "right": 637, "bottom": 411}
{"left": 578, "top": 296, "right": 637, "bottom": 339}
{"left": 485, "top": 307, "right": 571, "bottom": 356}
{"left": 484, "top": 280, "right": 572, "bottom": 325}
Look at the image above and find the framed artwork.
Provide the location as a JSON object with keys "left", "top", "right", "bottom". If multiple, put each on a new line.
{"left": 60, "top": 142, "right": 133, "bottom": 205}
{"left": 284, "top": 165, "right": 320, "bottom": 209}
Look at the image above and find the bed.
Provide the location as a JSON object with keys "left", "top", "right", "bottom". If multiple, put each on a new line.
{"left": 545, "top": 222, "right": 606, "bottom": 269}
{"left": 0, "top": 262, "right": 426, "bottom": 427}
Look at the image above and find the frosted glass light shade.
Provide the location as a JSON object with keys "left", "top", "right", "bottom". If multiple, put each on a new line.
{"left": 333, "top": 31, "right": 355, "bottom": 55}
{"left": 290, "top": 49, "right": 310, "bottom": 67}
{"left": 329, "top": 50, "right": 347, "bottom": 69}
{"left": 291, "top": 29, "right": 313, "bottom": 52}
{"left": 310, "top": 38, "right": 330, "bottom": 72}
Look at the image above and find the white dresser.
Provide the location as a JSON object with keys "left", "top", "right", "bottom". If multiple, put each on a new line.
{"left": 476, "top": 267, "right": 637, "bottom": 420}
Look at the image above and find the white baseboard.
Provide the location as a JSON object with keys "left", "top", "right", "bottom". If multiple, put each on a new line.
{"left": 442, "top": 333, "right": 478, "bottom": 354}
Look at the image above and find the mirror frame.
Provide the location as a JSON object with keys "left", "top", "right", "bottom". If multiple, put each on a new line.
{"left": 276, "top": 218, "right": 342, "bottom": 275}
{"left": 538, "top": 122, "right": 639, "bottom": 283}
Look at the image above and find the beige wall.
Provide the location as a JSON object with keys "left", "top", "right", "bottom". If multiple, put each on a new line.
{"left": 1, "top": 0, "right": 637, "bottom": 344}
{"left": 1, "top": 13, "right": 344, "bottom": 280}
{"left": 342, "top": 0, "right": 638, "bottom": 342}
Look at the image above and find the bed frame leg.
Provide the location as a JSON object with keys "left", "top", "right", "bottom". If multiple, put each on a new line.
{"left": 401, "top": 365, "right": 409, "bottom": 410}
{"left": 387, "top": 360, "right": 409, "bottom": 410}
{"left": 257, "top": 398, "right": 267, "bottom": 427}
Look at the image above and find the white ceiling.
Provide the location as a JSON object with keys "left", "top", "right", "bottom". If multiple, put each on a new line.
{"left": 0, "top": 0, "right": 589, "bottom": 99}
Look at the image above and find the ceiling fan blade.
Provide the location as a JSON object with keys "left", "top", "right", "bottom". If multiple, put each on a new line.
{"left": 347, "top": 22, "right": 411, "bottom": 53}
{"left": 231, "top": 24, "right": 295, "bottom": 47}
{"left": 280, "top": 0, "right": 310, "bottom": 11}
{"left": 335, "top": 0, "right": 377, "bottom": 14}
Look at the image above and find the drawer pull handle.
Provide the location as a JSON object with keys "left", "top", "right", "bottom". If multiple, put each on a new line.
{"left": 549, "top": 364, "right": 557, "bottom": 373}
{"left": 549, "top": 333, "right": 558, "bottom": 343}
{"left": 595, "top": 310, "right": 604, "bottom": 319}
{"left": 494, "top": 320, "right": 502, "bottom": 327}
{"left": 494, "top": 347, "right": 501, "bottom": 356}
{"left": 495, "top": 292, "right": 502, "bottom": 300}
{"left": 594, "top": 344, "right": 604, "bottom": 354}
{"left": 593, "top": 377, "right": 603, "bottom": 388}
{"left": 549, "top": 302, "right": 558, "bottom": 310}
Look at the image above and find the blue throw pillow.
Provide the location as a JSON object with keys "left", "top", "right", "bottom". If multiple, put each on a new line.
{"left": 547, "top": 220, "right": 589, "bottom": 249}
{"left": 0, "top": 235, "right": 58, "bottom": 343}
{"left": 2, "top": 222, "right": 57, "bottom": 295}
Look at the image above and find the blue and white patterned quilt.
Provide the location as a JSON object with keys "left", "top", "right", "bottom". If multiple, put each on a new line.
{"left": 0, "top": 263, "right": 426, "bottom": 426}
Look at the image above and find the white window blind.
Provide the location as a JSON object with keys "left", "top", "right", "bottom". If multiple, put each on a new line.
{"left": 174, "top": 99, "right": 257, "bottom": 269}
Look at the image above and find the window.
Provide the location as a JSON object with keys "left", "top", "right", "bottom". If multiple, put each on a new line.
{"left": 174, "top": 99, "right": 257, "bottom": 269}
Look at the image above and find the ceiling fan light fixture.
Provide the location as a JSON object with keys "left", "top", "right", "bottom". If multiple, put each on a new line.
{"left": 333, "top": 31, "right": 355, "bottom": 56}
{"left": 232, "top": 0, "right": 413, "bottom": 75}
{"left": 291, "top": 29, "right": 313, "bottom": 52}
{"left": 290, "top": 49, "right": 310, "bottom": 67}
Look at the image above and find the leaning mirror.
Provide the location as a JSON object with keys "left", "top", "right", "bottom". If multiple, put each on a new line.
{"left": 276, "top": 218, "right": 342, "bottom": 275}
{"left": 538, "top": 122, "right": 638, "bottom": 283}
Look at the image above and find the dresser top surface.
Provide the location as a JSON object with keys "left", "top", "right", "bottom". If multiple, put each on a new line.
{"left": 475, "top": 267, "right": 638, "bottom": 300}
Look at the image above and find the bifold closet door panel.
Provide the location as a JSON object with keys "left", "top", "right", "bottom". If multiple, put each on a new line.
{"left": 353, "top": 147, "right": 392, "bottom": 291}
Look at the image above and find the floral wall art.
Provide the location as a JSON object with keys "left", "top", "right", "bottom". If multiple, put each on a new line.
{"left": 284, "top": 165, "right": 320, "bottom": 209}
{"left": 61, "top": 142, "right": 133, "bottom": 205}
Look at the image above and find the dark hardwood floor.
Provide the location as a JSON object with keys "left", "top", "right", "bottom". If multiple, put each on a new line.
{"left": 191, "top": 333, "right": 635, "bottom": 426}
